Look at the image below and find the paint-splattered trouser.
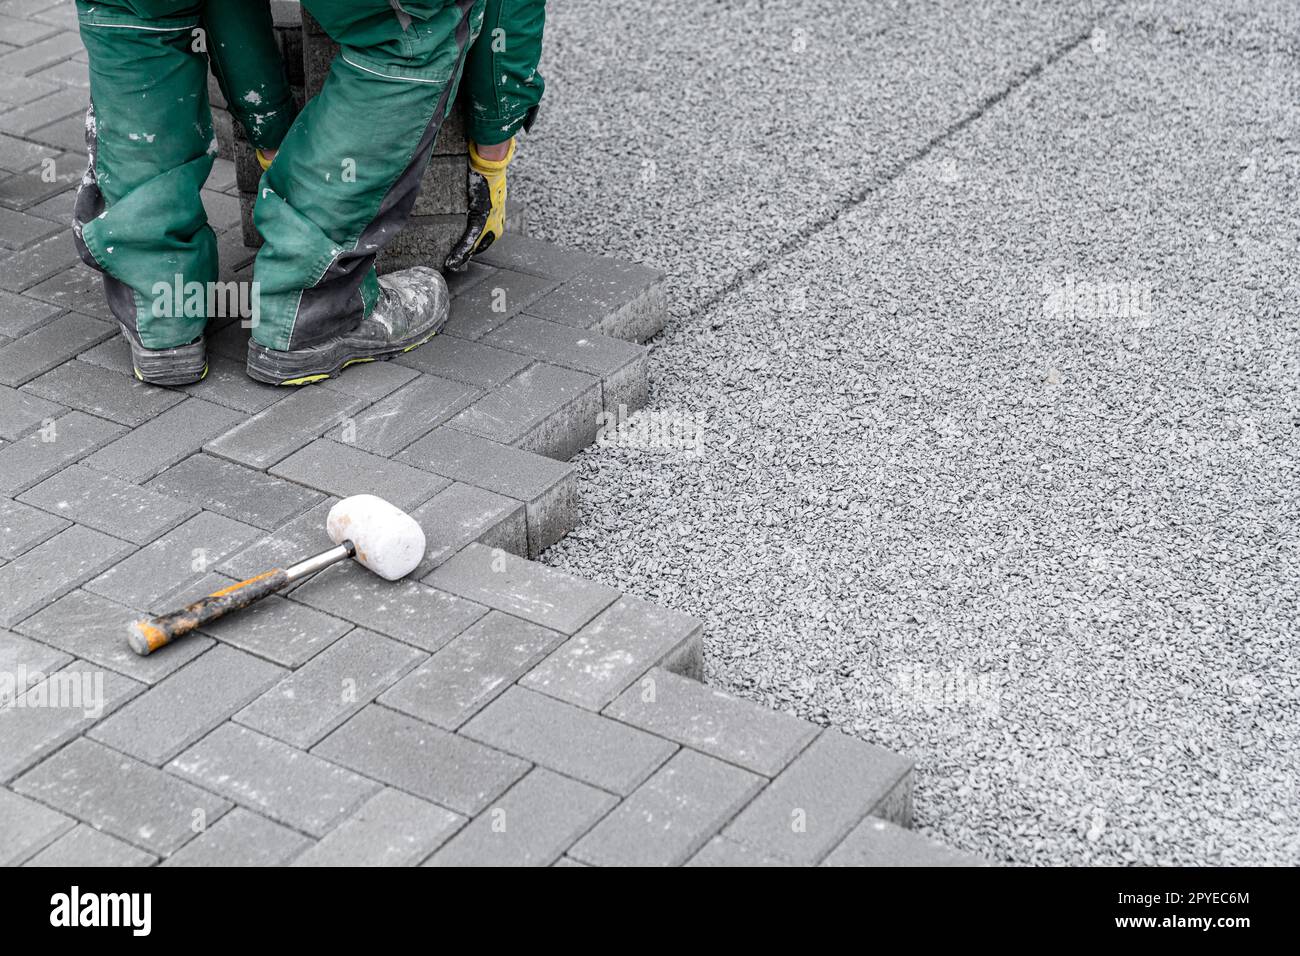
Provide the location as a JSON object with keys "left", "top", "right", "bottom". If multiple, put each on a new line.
{"left": 73, "top": 0, "right": 544, "bottom": 352}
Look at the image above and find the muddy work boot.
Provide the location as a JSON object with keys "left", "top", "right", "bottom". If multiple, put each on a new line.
{"left": 119, "top": 323, "right": 208, "bottom": 386}
{"left": 245, "top": 266, "right": 450, "bottom": 386}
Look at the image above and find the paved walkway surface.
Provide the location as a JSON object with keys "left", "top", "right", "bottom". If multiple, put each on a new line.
{"left": 528, "top": 0, "right": 1300, "bottom": 864}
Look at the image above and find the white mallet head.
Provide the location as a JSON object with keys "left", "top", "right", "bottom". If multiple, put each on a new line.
{"left": 326, "top": 494, "right": 426, "bottom": 581}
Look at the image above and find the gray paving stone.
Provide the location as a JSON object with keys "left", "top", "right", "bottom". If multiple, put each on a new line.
{"left": 0, "top": 493, "right": 67, "bottom": 557}
{"left": 202, "top": 592, "right": 353, "bottom": 668}
{"left": 461, "top": 686, "right": 676, "bottom": 796}
{"left": 217, "top": 496, "right": 336, "bottom": 580}
{"left": 724, "top": 730, "right": 915, "bottom": 865}
{"left": 0, "top": 86, "right": 85, "bottom": 136}
{"left": 379, "top": 610, "right": 563, "bottom": 730}
{"left": 0, "top": 311, "right": 109, "bottom": 385}
{"left": 0, "top": 409, "right": 124, "bottom": 495}
{"left": 398, "top": 426, "right": 577, "bottom": 557}
{"left": 0, "top": 30, "right": 83, "bottom": 76}
{"left": 292, "top": 788, "right": 463, "bottom": 867}
{"left": 0, "top": 523, "right": 133, "bottom": 627}
{"left": 15, "top": 737, "right": 230, "bottom": 856}
{"left": 823, "top": 816, "right": 986, "bottom": 867}
{"left": 169, "top": 723, "right": 377, "bottom": 837}
{"left": 205, "top": 387, "right": 365, "bottom": 469}
{"left": 0, "top": 131, "right": 51, "bottom": 172}
{"left": 571, "top": 749, "right": 764, "bottom": 867}
{"left": 19, "top": 464, "right": 197, "bottom": 544}
{"left": 686, "top": 835, "right": 793, "bottom": 867}
{"left": 161, "top": 807, "right": 311, "bottom": 867}
{"left": 522, "top": 596, "right": 702, "bottom": 711}
{"left": 318, "top": 357, "right": 418, "bottom": 401}
{"left": 21, "top": 261, "right": 103, "bottom": 314}
{"left": 0, "top": 160, "right": 81, "bottom": 212}
{"left": 426, "top": 767, "right": 615, "bottom": 867}
{"left": 83, "top": 398, "right": 243, "bottom": 483}
{"left": 474, "top": 234, "right": 601, "bottom": 282}
{"left": 292, "top": 561, "right": 487, "bottom": 652}
{"left": 0, "top": 288, "right": 59, "bottom": 338}
{"left": 605, "top": 667, "right": 819, "bottom": 778}
{"left": 0, "top": 229, "right": 76, "bottom": 293}
{"left": 22, "top": 359, "right": 183, "bottom": 425}
{"left": 269, "top": 438, "right": 446, "bottom": 510}
{"left": 443, "top": 268, "right": 559, "bottom": 340}
{"left": 393, "top": 333, "right": 532, "bottom": 388}
{"left": 443, "top": 260, "right": 496, "bottom": 296}
{"left": 524, "top": 258, "right": 666, "bottom": 343}
{"left": 236, "top": 629, "right": 424, "bottom": 748}
{"left": 0, "top": 204, "right": 60, "bottom": 249}
{"left": 23, "top": 823, "right": 157, "bottom": 867}
{"left": 0, "top": 628, "right": 70, "bottom": 705}
{"left": 0, "top": 786, "right": 72, "bottom": 865}
{"left": 0, "top": 14, "right": 60, "bottom": 47}
{"left": 146, "top": 453, "right": 323, "bottom": 531}
{"left": 179, "top": 354, "right": 286, "bottom": 413}
{"left": 314, "top": 704, "right": 529, "bottom": 815}
{"left": 84, "top": 510, "right": 259, "bottom": 611}
{"left": 427, "top": 543, "right": 618, "bottom": 634}
{"left": 324, "top": 373, "right": 480, "bottom": 456}
{"left": 89, "top": 645, "right": 285, "bottom": 765}
{"left": 410, "top": 480, "right": 526, "bottom": 574}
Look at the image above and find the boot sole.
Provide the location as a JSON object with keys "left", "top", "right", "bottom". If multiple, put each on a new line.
{"left": 245, "top": 328, "right": 441, "bottom": 387}
{"left": 120, "top": 325, "right": 208, "bottom": 386}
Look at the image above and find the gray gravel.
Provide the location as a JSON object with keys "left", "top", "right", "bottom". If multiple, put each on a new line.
{"left": 523, "top": 1, "right": 1300, "bottom": 864}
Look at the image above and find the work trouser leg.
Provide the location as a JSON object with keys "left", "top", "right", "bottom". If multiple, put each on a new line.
{"left": 73, "top": 0, "right": 216, "bottom": 349}
{"left": 463, "top": 0, "right": 546, "bottom": 146}
{"left": 201, "top": 0, "right": 296, "bottom": 152}
{"left": 250, "top": 0, "right": 483, "bottom": 352}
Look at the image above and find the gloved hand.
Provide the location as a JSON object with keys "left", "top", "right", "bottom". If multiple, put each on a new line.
{"left": 444, "top": 139, "right": 515, "bottom": 272}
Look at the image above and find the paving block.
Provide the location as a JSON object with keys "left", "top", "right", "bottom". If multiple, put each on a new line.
{"left": 292, "top": 561, "right": 487, "bottom": 652}
{"left": 202, "top": 592, "right": 353, "bottom": 668}
{"left": 0, "top": 787, "right": 73, "bottom": 865}
{"left": 427, "top": 543, "right": 618, "bottom": 634}
{"left": 0, "top": 229, "right": 77, "bottom": 293}
{"left": 524, "top": 258, "right": 667, "bottom": 343}
{"left": 0, "top": 628, "right": 70, "bottom": 704}
{"left": 474, "top": 234, "right": 601, "bottom": 282}
{"left": 461, "top": 686, "right": 676, "bottom": 796}
{"left": 393, "top": 332, "right": 532, "bottom": 388}
{"left": 15, "top": 737, "right": 231, "bottom": 856}
{"left": 445, "top": 361, "right": 602, "bottom": 462}
{"left": 443, "top": 269, "right": 559, "bottom": 340}
{"left": 22, "top": 358, "right": 183, "bottom": 425}
{"left": 0, "top": 523, "right": 134, "bottom": 627}
{"left": 0, "top": 288, "right": 59, "bottom": 338}
{"left": 217, "top": 496, "right": 335, "bottom": 580}
{"left": 522, "top": 596, "right": 703, "bottom": 711}
{"left": 0, "top": 14, "right": 61, "bottom": 47}
{"left": 571, "top": 749, "right": 764, "bottom": 867}
{"left": 167, "top": 353, "right": 285, "bottom": 415}
{"left": 822, "top": 816, "right": 986, "bottom": 867}
{"left": 21, "top": 261, "right": 104, "bottom": 314}
{"left": 686, "top": 835, "right": 793, "bottom": 867}
{"left": 443, "top": 260, "right": 496, "bottom": 297}
{"left": 89, "top": 645, "right": 285, "bottom": 765}
{"left": 84, "top": 510, "right": 259, "bottom": 611}
{"left": 0, "top": 86, "right": 85, "bottom": 136}
{"left": 205, "top": 387, "right": 365, "bottom": 469}
{"left": 314, "top": 704, "right": 529, "bottom": 815}
{"left": 0, "top": 30, "right": 84, "bottom": 77}
{"left": 605, "top": 668, "right": 819, "bottom": 778}
{"left": 83, "top": 398, "right": 244, "bottom": 483}
{"left": 0, "top": 409, "right": 124, "bottom": 495}
{"left": 379, "top": 610, "right": 563, "bottom": 730}
{"left": 292, "top": 788, "right": 464, "bottom": 867}
{"left": 146, "top": 453, "right": 323, "bottom": 531}
{"left": 410, "top": 481, "right": 527, "bottom": 574}
{"left": 0, "top": 132, "right": 52, "bottom": 173}
{"left": 19, "top": 463, "right": 197, "bottom": 544}
{"left": 398, "top": 427, "right": 577, "bottom": 557}
{"left": 161, "top": 807, "right": 311, "bottom": 867}
{"left": 323, "top": 373, "right": 480, "bottom": 456}
{"left": 724, "top": 730, "right": 915, "bottom": 865}
{"left": 0, "top": 312, "right": 109, "bottom": 385}
{"left": 411, "top": 154, "right": 467, "bottom": 215}
{"left": 269, "top": 438, "right": 446, "bottom": 510}
{"left": 236, "top": 629, "right": 424, "bottom": 748}
{"left": 318, "top": 357, "right": 418, "bottom": 401}
{"left": 0, "top": 204, "right": 60, "bottom": 249}
{"left": 0, "top": 493, "right": 67, "bottom": 557}
{"left": 426, "top": 767, "right": 616, "bottom": 867}
{"left": 23, "top": 823, "right": 157, "bottom": 867}
{"left": 169, "top": 723, "right": 377, "bottom": 837}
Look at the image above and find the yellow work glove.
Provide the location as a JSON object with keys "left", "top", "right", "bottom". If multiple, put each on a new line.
{"left": 444, "top": 139, "right": 514, "bottom": 272}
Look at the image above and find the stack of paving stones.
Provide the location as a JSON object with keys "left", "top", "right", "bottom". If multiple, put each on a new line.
{"left": 0, "top": 0, "right": 980, "bottom": 866}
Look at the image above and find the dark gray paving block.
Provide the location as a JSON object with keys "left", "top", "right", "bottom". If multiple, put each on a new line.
{"left": 522, "top": 596, "right": 702, "bottom": 711}
{"left": 323, "top": 373, "right": 480, "bottom": 456}
{"left": 179, "top": 354, "right": 285, "bottom": 413}
{"left": 0, "top": 523, "right": 133, "bottom": 627}
{"left": 16, "top": 589, "right": 212, "bottom": 685}
{"left": 22, "top": 358, "right": 182, "bottom": 425}
{"left": 443, "top": 269, "right": 559, "bottom": 340}
{"left": 427, "top": 543, "right": 618, "bottom": 635}
{"left": 0, "top": 492, "right": 67, "bottom": 557}
{"left": 161, "top": 807, "right": 310, "bottom": 867}
{"left": 823, "top": 816, "right": 986, "bottom": 867}
{"left": 0, "top": 313, "right": 110, "bottom": 387}
{"left": 461, "top": 686, "right": 676, "bottom": 796}
{"left": 23, "top": 823, "right": 157, "bottom": 867}
{"left": 0, "top": 131, "right": 51, "bottom": 173}
{"left": 205, "top": 387, "right": 365, "bottom": 469}
{"left": 606, "top": 667, "right": 819, "bottom": 778}
{"left": 524, "top": 258, "right": 666, "bottom": 343}
{"left": 16, "top": 737, "right": 230, "bottom": 856}
{"left": 21, "top": 261, "right": 104, "bottom": 314}
{"left": 0, "top": 30, "right": 84, "bottom": 77}
{"left": 393, "top": 333, "right": 532, "bottom": 388}
{"left": 0, "top": 161, "right": 81, "bottom": 213}
{"left": 0, "top": 786, "right": 73, "bottom": 865}
{"left": 292, "top": 788, "right": 463, "bottom": 867}
{"left": 0, "top": 204, "right": 60, "bottom": 249}
{"left": 0, "top": 86, "right": 85, "bottom": 136}
{"left": 571, "top": 749, "right": 764, "bottom": 867}
{"left": 318, "top": 357, "right": 418, "bottom": 401}
{"left": 201, "top": 592, "right": 353, "bottom": 668}
{"left": 269, "top": 438, "right": 446, "bottom": 510}
{"left": 443, "top": 260, "right": 496, "bottom": 296}
{"left": 0, "top": 288, "right": 59, "bottom": 338}
{"left": 473, "top": 234, "right": 601, "bottom": 281}
{"left": 169, "top": 723, "right": 377, "bottom": 837}
{"left": 379, "top": 610, "right": 563, "bottom": 730}
{"left": 426, "top": 767, "right": 615, "bottom": 867}
{"left": 19, "top": 464, "right": 197, "bottom": 544}
{"left": 410, "top": 481, "right": 526, "bottom": 575}
{"left": 146, "top": 453, "right": 323, "bottom": 531}
{"left": 0, "top": 409, "right": 124, "bottom": 495}
{"left": 83, "top": 398, "right": 243, "bottom": 483}
{"left": 687, "top": 835, "right": 793, "bottom": 867}
{"left": 314, "top": 704, "right": 529, "bottom": 815}
{"left": 292, "top": 561, "right": 486, "bottom": 652}
{"left": 724, "top": 730, "right": 915, "bottom": 865}
{"left": 89, "top": 645, "right": 285, "bottom": 765}
{"left": 0, "top": 628, "right": 70, "bottom": 704}
{"left": 0, "top": 231, "right": 77, "bottom": 293}
{"left": 216, "top": 497, "right": 336, "bottom": 581}
{"left": 84, "top": 510, "right": 259, "bottom": 611}
{"left": 236, "top": 629, "right": 424, "bottom": 748}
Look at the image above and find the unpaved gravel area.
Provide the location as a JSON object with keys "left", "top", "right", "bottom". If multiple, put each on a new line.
{"left": 521, "top": 1, "right": 1299, "bottom": 864}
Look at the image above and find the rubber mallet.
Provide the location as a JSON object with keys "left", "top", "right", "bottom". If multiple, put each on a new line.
{"left": 127, "top": 494, "right": 425, "bottom": 656}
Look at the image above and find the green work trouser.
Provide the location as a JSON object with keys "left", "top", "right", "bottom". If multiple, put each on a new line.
{"left": 74, "top": 0, "right": 545, "bottom": 352}
{"left": 463, "top": 0, "right": 546, "bottom": 146}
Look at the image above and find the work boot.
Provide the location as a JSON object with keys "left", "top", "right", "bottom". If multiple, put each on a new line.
{"left": 119, "top": 323, "right": 208, "bottom": 386}
{"left": 245, "top": 266, "right": 450, "bottom": 385}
